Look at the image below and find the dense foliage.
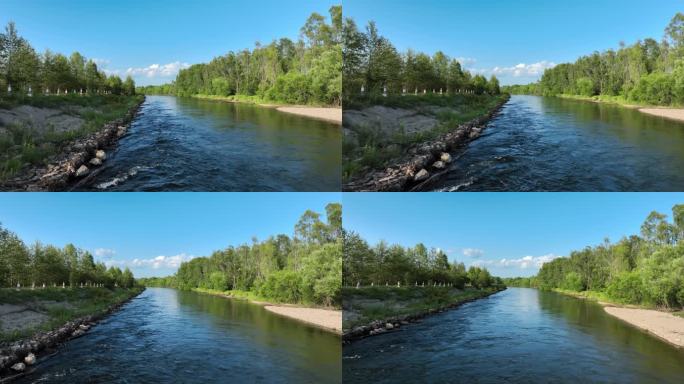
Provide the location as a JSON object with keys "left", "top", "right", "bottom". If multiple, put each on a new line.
{"left": 343, "top": 17, "right": 500, "bottom": 105}
{"left": 521, "top": 204, "right": 684, "bottom": 309}
{"left": 0, "top": 22, "right": 135, "bottom": 96}
{"left": 505, "top": 13, "right": 684, "bottom": 106}
{"left": 343, "top": 231, "right": 504, "bottom": 290}
{"left": 141, "top": 204, "right": 342, "bottom": 307}
{"left": 139, "top": 6, "right": 341, "bottom": 106}
{"left": 0, "top": 223, "right": 136, "bottom": 289}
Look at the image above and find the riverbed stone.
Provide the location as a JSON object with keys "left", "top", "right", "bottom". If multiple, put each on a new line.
{"left": 11, "top": 362, "right": 25, "bottom": 371}
{"left": 24, "top": 352, "right": 35, "bottom": 365}
{"left": 385, "top": 323, "right": 394, "bottom": 330}
{"left": 440, "top": 152, "right": 452, "bottom": 163}
{"left": 89, "top": 157, "right": 102, "bottom": 166}
{"left": 95, "top": 150, "right": 106, "bottom": 160}
{"left": 432, "top": 160, "right": 445, "bottom": 169}
{"left": 414, "top": 169, "right": 429, "bottom": 182}
{"left": 75, "top": 165, "right": 89, "bottom": 177}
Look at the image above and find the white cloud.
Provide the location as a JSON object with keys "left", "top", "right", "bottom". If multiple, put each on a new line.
{"left": 497, "top": 254, "right": 560, "bottom": 269}
{"left": 94, "top": 248, "right": 116, "bottom": 258}
{"left": 91, "top": 58, "right": 111, "bottom": 66}
{"left": 131, "top": 253, "right": 195, "bottom": 269}
{"left": 126, "top": 61, "right": 191, "bottom": 78}
{"left": 455, "top": 57, "right": 477, "bottom": 66}
{"left": 492, "top": 61, "right": 556, "bottom": 77}
{"left": 462, "top": 248, "right": 484, "bottom": 258}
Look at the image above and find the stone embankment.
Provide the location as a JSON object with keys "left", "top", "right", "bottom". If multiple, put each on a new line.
{"left": 0, "top": 97, "right": 145, "bottom": 191}
{"left": 344, "top": 95, "right": 510, "bottom": 191}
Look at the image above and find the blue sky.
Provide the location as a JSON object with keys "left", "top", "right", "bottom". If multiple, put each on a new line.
{"left": 343, "top": 193, "right": 684, "bottom": 278}
{"left": 345, "top": 0, "right": 682, "bottom": 85}
{"left": 0, "top": 193, "right": 340, "bottom": 278}
{"left": 0, "top": 0, "right": 338, "bottom": 86}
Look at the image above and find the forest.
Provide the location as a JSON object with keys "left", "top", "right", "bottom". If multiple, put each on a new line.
{"left": 504, "top": 13, "right": 684, "bottom": 106}
{"left": 508, "top": 204, "right": 684, "bottom": 309}
{"left": 138, "top": 6, "right": 341, "bottom": 106}
{"left": 343, "top": 231, "right": 504, "bottom": 290}
{"left": 343, "top": 17, "right": 501, "bottom": 105}
{"left": 0, "top": 223, "right": 136, "bottom": 289}
{"left": 139, "top": 204, "right": 342, "bottom": 307}
{"left": 0, "top": 22, "right": 135, "bottom": 96}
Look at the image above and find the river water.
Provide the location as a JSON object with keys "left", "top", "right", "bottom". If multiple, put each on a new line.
{"left": 74, "top": 96, "right": 341, "bottom": 191}
{"left": 16, "top": 288, "right": 341, "bottom": 383}
{"left": 343, "top": 288, "right": 684, "bottom": 383}
{"left": 426, "top": 95, "right": 684, "bottom": 191}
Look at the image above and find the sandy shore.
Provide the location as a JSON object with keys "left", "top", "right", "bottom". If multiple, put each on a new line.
{"left": 276, "top": 106, "right": 342, "bottom": 124}
{"left": 604, "top": 306, "right": 684, "bottom": 348}
{"left": 639, "top": 108, "right": 684, "bottom": 122}
{"left": 264, "top": 305, "right": 342, "bottom": 334}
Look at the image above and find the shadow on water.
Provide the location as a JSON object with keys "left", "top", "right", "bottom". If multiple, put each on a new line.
{"left": 76, "top": 96, "right": 341, "bottom": 191}
{"left": 428, "top": 95, "right": 684, "bottom": 191}
{"left": 16, "top": 288, "right": 341, "bottom": 384}
{"left": 342, "top": 288, "right": 684, "bottom": 384}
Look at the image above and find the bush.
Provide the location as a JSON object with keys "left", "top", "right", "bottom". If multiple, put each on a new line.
{"left": 606, "top": 271, "right": 644, "bottom": 304}
{"left": 257, "top": 270, "right": 302, "bottom": 303}
{"left": 562, "top": 272, "right": 584, "bottom": 291}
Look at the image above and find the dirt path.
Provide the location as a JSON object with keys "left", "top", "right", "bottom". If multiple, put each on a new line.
{"left": 264, "top": 305, "right": 342, "bottom": 334}
{"left": 639, "top": 108, "right": 684, "bottom": 122}
{"left": 276, "top": 106, "right": 341, "bottom": 124}
{"left": 604, "top": 306, "right": 684, "bottom": 348}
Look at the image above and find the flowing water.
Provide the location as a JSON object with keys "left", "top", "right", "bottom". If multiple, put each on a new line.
{"left": 16, "top": 288, "right": 341, "bottom": 383}
{"left": 74, "top": 96, "right": 341, "bottom": 191}
{"left": 343, "top": 288, "right": 684, "bottom": 383}
{"left": 427, "top": 95, "right": 684, "bottom": 191}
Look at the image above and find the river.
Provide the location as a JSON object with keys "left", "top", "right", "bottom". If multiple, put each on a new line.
{"left": 425, "top": 95, "right": 684, "bottom": 191}
{"left": 73, "top": 96, "right": 341, "bottom": 191}
{"left": 16, "top": 288, "right": 341, "bottom": 383}
{"left": 343, "top": 288, "right": 684, "bottom": 383}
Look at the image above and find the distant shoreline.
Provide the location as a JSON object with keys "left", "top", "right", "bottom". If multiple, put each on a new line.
{"left": 554, "top": 94, "right": 684, "bottom": 123}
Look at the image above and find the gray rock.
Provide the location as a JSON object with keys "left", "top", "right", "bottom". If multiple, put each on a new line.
{"left": 95, "top": 150, "right": 106, "bottom": 160}
{"left": 11, "top": 362, "right": 26, "bottom": 372}
{"left": 89, "top": 157, "right": 102, "bottom": 166}
{"left": 440, "top": 152, "right": 452, "bottom": 163}
{"left": 75, "top": 165, "right": 89, "bottom": 177}
{"left": 432, "top": 160, "right": 445, "bottom": 169}
{"left": 414, "top": 169, "right": 429, "bottom": 182}
{"left": 385, "top": 323, "right": 394, "bottom": 330}
{"left": 24, "top": 352, "right": 36, "bottom": 365}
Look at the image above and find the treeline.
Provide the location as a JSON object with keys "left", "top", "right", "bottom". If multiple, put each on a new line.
{"left": 141, "top": 204, "right": 342, "bottom": 307}
{"left": 533, "top": 204, "right": 684, "bottom": 309}
{"left": 343, "top": 17, "right": 501, "bottom": 103}
{"left": 0, "top": 223, "right": 136, "bottom": 289}
{"left": 140, "top": 6, "right": 341, "bottom": 106}
{"left": 343, "top": 231, "right": 504, "bottom": 290}
{"left": 0, "top": 22, "right": 135, "bottom": 96}
{"left": 507, "top": 13, "right": 684, "bottom": 106}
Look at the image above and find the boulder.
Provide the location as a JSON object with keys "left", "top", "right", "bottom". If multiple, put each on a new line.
{"left": 440, "top": 152, "right": 452, "bottom": 163}
{"left": 432, "top": 160, "right": 445, "bottom": 169}
{"left": 89, "top": 157, "right": 102, "bottom": 166}
{"left": 385, "top": 323, "right": 394, "bottom": 330}
{"left": 11, "top": 362, "right": 26, "bottom": 372}
{"left": 75, "top": 165, "right": 89, "bottom": 177}
{"left": 72, "top": 329, "right": 85, "bottom": 338}
{"left": 95, "top": 150, "right": 106, "bottom": 160}
{"left": 414, "top": 169, "right": 429, "bottom": 182}
{"left": 24, "top": 352, "right": 36, "bottom": 365}
{"left": 79, "top": 324, "right": 90, "bottom": 331}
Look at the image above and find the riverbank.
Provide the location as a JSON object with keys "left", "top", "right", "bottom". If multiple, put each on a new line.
{"left": 343, "top": 286, "right": 504, "bottom": 342}
{"left": 552, "top": 288, "right": 684, "bottom": 349}
{"left": 0, "top": 287, "right": 143, "bottom": 377}
{"left": 0, "top": 94, "right": 145, "bottom": 191}
{"left": 191, "top": 288, "right": 342, "bottom": 334}
{"left": 189, "top": 94, "right": 342, "bottom": 124}
{"left": 556, "top": 94, "right": 684, "bottom": 123}
{"left": 343, "top": 93, "right": 510, "bottom": 191}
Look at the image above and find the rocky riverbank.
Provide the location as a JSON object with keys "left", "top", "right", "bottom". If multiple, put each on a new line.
{"left": 0, "top": 96, "right": 145, "bottom": 191}
{"left": 0, "top": 288, "right": 143, "bottom": 380}
{"left": 343, "top": 94, "right": 510, "bottom": 191}
{"left": 343, "top": 287, "right": 505, "bottom": 343}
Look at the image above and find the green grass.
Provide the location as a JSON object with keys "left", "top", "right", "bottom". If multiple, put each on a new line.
{"left": 555, "top": 93, "right": 684, "bottom": 108}
{"left": 0, "top": 287, "right": 143, "bottom": 342}
{"left": 189, "top": 93, "right": 336, "bottom": 108}
{"left": 343, "top": 93, "right": 508, "bottom": 180}
{"left": 343, "top": 286, "right": 501, "bottom": 329}
{"left": 0, "top": 94, "right": 143, "bottom": 180}
{"left": 192, "top": 287, "right": 274, "bottom": 304}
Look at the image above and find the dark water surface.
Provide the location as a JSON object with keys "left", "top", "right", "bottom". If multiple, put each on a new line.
{"left": 343, "top": 288, "right": 684, "bottom": 383}
{"left": 75, "top": 96, "right": 341, "bottom": 191}
{"left": 427, "top": 95, "right": 684, "bottom": 191}
{"left": 17, "top": 288, "right": 341, "bottom": 383}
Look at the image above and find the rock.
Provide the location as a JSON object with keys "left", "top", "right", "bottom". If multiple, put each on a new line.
{"left": 95, "top": 150, "right": 106, "bottom": 160}
{"left": 432, "top": 160, "right": 445, "bottom": 169}
{"left": 401, "top": 320, "right": 409, "bottom": 325}
{"left": 72, "top": 329, "right": 85, "bottom": 338}
{"left": 117, "top": 126, "right": 127, "bottom": 137}
{"left": 414, "top": 169, "right": 429, "bottom": 182}
{"left": 440, "top": 152, "right": 452, "bottom": 163}
{"left": 89, "top": 157, "right": 102, "bottom": 166}
{"left": 11, "top": 362, "right": 26, "bottom": 372}
{"left": 75, "top": 165, "right": 89, "bottom": 177}
{"left": 79, "top": 324, "right": 90, "bottom": 331}
{"left": 24, "top": 352, "right": 36, "bottom": 365}
{"left": 385, "top": 323, "right": 394, "bottom": 330}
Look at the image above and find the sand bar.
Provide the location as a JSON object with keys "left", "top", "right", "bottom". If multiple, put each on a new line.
{"left": 604, "top": 306, "right": 684, "bottom": 348}
{"left": 639, "top": 108, "right": 684, "bottom": 123}
{"left": 264, "top": 305, "right": 342, "bottom": 334}
{"left": 276, "top": 106, "right": 342, "bottom": 124}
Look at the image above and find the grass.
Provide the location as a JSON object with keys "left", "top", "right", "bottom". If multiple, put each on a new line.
{"left": 343, "top": 286, "right": 501, "bottom": 329}
{"left": 555, "top": 93, "right": 684, "bottom": 109}
{"left": 343, "top": 93, "right": 509, "bottom": 180}
{"left": 0, "top": 94, "right": 143, "bottom": 180}
{"left": 192, "top": 287, "right": 274, "bottom": 304}
{"left": 0, "top": 287, "right": 143, "bottom": 342}
{"left": 189, "top": 93, "right": 338, "bottom": 108}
